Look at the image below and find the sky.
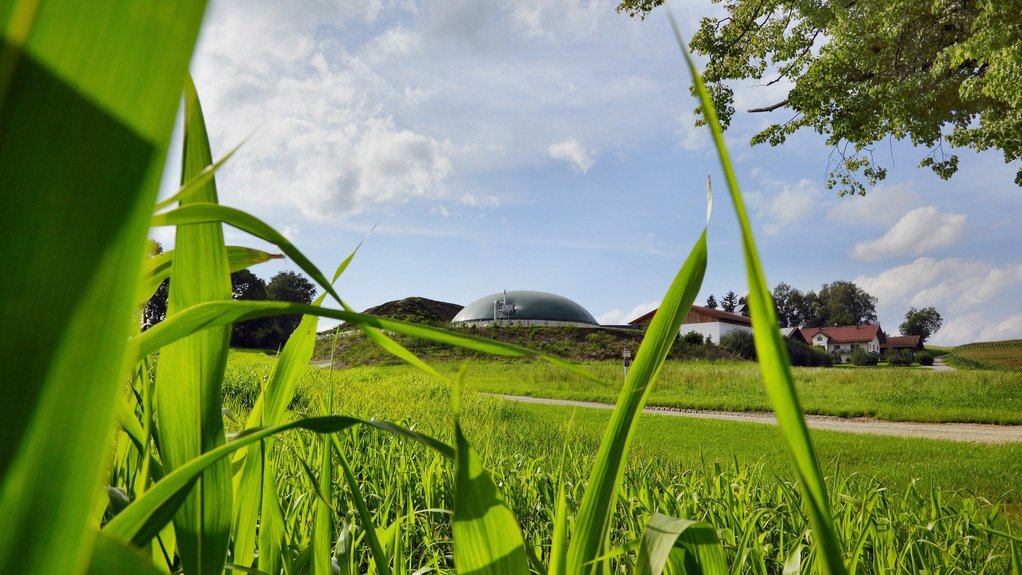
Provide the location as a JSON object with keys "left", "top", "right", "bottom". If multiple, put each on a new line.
{"left": 157, "top": 0, "right": 1022, "bottom": 346}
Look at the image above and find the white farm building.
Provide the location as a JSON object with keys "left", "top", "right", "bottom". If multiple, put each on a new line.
{"left": 628, "top": 304, "right": 752, "bottom": 343}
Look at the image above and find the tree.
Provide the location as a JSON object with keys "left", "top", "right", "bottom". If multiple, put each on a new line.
{"left": 265, "top": 271, "right": 317, "bottom": 348}
{"left": 618, "top": 0, "right": 1022, "bottom": 193}
{"left": 772, "top": 283, "right": 801, "bottom": 328}
{"left": 142, "top": 241, "right": 167, "bottom": 331}
{"left": 705, "top": 294, "right": 718, "bottom": 309}
{"left": 900, "top": 306, "right": 943, "bottom": 344}
{"left": 721, "top": 290, "right": 739, "bottom": 313}
{"left": 816, "top": 281, "right": 877, "bottom": 326}
{"left": 230, "top": 270, "right": 271, "bottom": 348}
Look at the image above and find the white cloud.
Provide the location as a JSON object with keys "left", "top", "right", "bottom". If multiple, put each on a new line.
{"left": 850, "top": 206, "right": 966, "bottom": 260}
{"left": 855, "top": 257, "right": 1022, "bottom": 344}
{"left": 548, "top": 137, "right": 596, "bottom": 173}
{"left": 744, "top": 171, "right": 821, "bottom": 234}
{"left": 827, "top": 181, "right": 921, "bottom": 226}
{"left": 596, "top": 300, "right": 660, "bottom": 325}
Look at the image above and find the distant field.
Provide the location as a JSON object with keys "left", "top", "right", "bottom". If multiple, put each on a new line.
{"left": 948, "top": 339, "right": 1022, "bottom": 370}
{"left": 453, "top": 359, "right": 1022, "bottom": 425}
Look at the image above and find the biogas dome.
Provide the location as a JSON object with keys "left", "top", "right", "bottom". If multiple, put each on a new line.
{"left": 451, "top": 290, "right": 598, "bottom": 327}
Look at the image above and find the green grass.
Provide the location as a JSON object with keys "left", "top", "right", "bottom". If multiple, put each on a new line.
{"left": 217, "top": 350, "right": 1022, "bottom": 572}
{"left": 949, "top": 339, "right": 1022, "bottom": 370}
{"left": 438, "top": 359, "right": 1022, "bottom": 425}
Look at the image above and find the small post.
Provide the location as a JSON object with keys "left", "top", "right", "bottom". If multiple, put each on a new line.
{"left": 622, "top": 348, "right": 632, "bottom": 380}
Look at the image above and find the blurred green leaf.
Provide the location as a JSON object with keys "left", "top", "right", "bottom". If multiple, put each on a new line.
{"left": 636, "top": 514, "right": 727, "bottom": 575}
{"left": 0, "top": 3, "right": 205, "bottom": 573}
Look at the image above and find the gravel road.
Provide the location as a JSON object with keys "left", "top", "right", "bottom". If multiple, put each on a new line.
{"left": 499, "top": 394, "right": 1022, "bottom": 444}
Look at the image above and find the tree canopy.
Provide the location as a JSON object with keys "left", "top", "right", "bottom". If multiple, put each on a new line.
{"left": 772, "top": 280, "right": 877, "bottom": 327}
{"left": 618, "top": 0, "right": 1022, "bottom": 194}
{"left": 900, "top": 306, "right": 943, "bottom": 343}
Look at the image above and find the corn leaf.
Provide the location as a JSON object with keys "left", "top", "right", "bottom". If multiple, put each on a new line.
{"left": 636, "top": 514, "right": 727, "bottom": 575}
{"left": 312, "top": 440, "right": 334, "bottom": 575}
{"left": 453, "top": 421, "right": 529, "bottom": 575}
{"left": 104, "top": 416, "right": 449, "bottom": 547}
{"left": 566, "top": 196, "right": 709, "bottom": 573}
{"left": 333, "top": 439, "right": 393, "bottom": 575}
{"left": 0, "top": 3, "right": 205, "bottom": 574}
{"left": 668, "top": 11, "right": 845, "bottom": 575}
{"left": 155, "top": 138, "right": 246, "bottom": 211}
{"left": 87, "top": 530, "right": 168, "bottom": 575}
{"left": 152, "top": 75, "right": 234, "bottom": 575}
{"left": 137, "top": 245, "right": 282, "bottom": 306}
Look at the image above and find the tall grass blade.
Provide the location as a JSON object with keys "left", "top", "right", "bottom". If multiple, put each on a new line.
{"left": 312, "top": 439, "right": 334, "bottom": 575}
{"left": 566, "top": 195, "right": 709, "bottom": 573}
{"left": 453, "top": 421, "right": 529, "bottom": 575}
{"left": 635, "top": 514, "right": 727, "bottom": 575}
{"left": 155, "top": 138, "right": 246, "bottom": 211}
{"left": 668, "top": 10, "right": 845, "bottom": 575}
{"left": 88, "top": 530, "right": 170, "bottom": 575}
{"left": 153, "top": 76, "right": 233, "bottom": 575}
{"left": 333, "top": 438, "right": 393, "bottom": 575}
{"left": 138, "top": 246, "right": 282, "bottom": 306}
{"left": 104, "top": 416, "right": 448, "bottom": 546}
{"left": 0, "top": 3, "right": 205, "bottom": 573}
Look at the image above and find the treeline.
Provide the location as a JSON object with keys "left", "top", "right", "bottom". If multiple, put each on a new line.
{"left": 143, "top": 267, "right": 316, "bottom": 350}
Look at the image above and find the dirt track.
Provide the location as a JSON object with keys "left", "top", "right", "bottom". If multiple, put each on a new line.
{"left": 499, "top": 395, "right": 1022, "bottom": 444}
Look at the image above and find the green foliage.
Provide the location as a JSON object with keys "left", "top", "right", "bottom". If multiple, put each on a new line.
{"left": 785, "top": 338, "right": 834, "bottom": 367}
{"left": 680, "top": 330, "right": 707, "bottom": 346}
{"left": 266, "top": 270, "right": 317, "bottom": 347}
{"left": 851, "top": 349, "right": 880, "bottom": 366}
{"left": 704, "top": 294, "right": 718, "bottom": 309}
{"left": 915, "top": 352, "right": 935, "bottom": 366}
{"left": 900, "top": 306, "right": 944, "bottom": 344}
{"left": 618, "top": 0, "right": 1022, "bottom": 193}
{"left": 719, "top": 330, "right": 756, "bottom": 360}
{"left": 884, "top": 349, "right": 914, "bottom": 366}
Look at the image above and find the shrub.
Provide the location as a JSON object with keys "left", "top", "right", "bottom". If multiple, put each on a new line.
{"left": 785, "top": 339, "right": 833, "bottom": 367}
{"left": 915, "top": 351, "right": 935, "bottom": 366}
{"left": 886, "top": 349, "right": 914, "bottom": 366}
{"left": 720, "top": 330, "right": 756, "bottom": 360}
{"left": 851, "top": 348, "right": 879, "bottom": 366}
{"left": 681, "top": 330, "right": 706, "bottom": 346}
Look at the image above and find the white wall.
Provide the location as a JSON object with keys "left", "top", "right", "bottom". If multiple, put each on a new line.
{"left": 679, "top": 321, "right": 751, "bottom": 344}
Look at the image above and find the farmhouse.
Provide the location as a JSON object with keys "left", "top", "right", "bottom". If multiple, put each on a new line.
{"left": 798, "top": 325, "right": 883, "bottom": 363}
{"left": 629, "top": 305, "right": 752, "bottom": 343}
{"left": 881, "top": 335, "right": 923, "bottom": 354}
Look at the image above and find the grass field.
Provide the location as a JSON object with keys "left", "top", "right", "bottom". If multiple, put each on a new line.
{"left": 948, "top": 339, "right": 1022, "bottom": 370}
{"left": 433, "top": 359, "right": 1022, "bottom": 425}
{"left": 217, "top": 350, "right": 1022, "bottom": 572}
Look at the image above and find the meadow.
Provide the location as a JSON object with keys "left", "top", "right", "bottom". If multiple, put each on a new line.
{"left": 219, "top": 350, "right": 1022, "bottom": 573}
{"left": 446, "top": 360, "right": 1022, "bottom": 425}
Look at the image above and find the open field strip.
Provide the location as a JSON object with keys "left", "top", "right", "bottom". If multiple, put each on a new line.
{"left": 498, "top": 394, "right": 1022, "bottom": 444}
{"left": 453, "top": 359, "right": 1022, "bottom": 425}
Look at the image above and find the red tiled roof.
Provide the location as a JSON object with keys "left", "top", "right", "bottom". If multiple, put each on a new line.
{"left": 799, "top": 325, "right": 882, "bottom": 345}
{"left": 627, "top": 305, "right": 750, "bottom": 326}
{"left": 881, "top": 335, "right": 921, "bottom": 349}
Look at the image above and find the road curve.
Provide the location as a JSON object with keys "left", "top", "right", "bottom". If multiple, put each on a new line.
{"left": 498, "top": 394, "right": 1022, "bottom": 445}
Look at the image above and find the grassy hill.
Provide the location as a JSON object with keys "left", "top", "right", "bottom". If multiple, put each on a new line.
{"left": 947, "top": 339, "right": 1022, "bottom": 370}
{"left": 314, "top": 296, "right": 735, "bottom": 365}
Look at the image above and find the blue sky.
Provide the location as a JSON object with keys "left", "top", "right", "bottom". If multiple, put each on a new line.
{"left": 157, "top": 0, "right": 1022, "bottom": 346}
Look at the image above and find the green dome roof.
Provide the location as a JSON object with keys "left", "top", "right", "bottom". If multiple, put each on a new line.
{"left": 452, "top": 290, "right": 598, "bottom": 325}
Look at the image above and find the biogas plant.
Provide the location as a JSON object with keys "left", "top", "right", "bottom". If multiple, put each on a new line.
{"left": 451, "top": 290, "right": 599, "bottom": 328}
